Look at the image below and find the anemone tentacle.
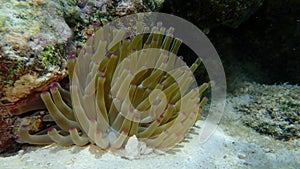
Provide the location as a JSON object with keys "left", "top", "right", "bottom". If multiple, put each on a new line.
{"left": 15, "top": 16, "right": 210, "bottom": 151}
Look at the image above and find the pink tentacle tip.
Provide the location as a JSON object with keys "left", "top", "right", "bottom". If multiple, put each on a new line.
{"left": 48, "top": 128, "right": 55, "bottom": 132}
{"left": 14, "top": 136, "right": 20, "bottom": 141}
{"left": 69, "top": 127, "right": 76, "bottom": 131}
{"left": 134, "top": 116, "right": 141, "bottom": 121}
{"left": 96, "top": 130, "right": 102, "bottom": 135}
{"left": 41, "top": 91, "right": 48, "bottom": 95}
{"left": 50, "top": 82, "right": 58, "bottom": 90}
{"left": 164, "top": 130, "right": 169, "bottom": 135}
{"left": 156, "top": 119, "right": 161, "bottom": 124}
{"left": 11, "top": 108, "right": 19, "bottom": 115}
{"left": 21, "top": 125, "right": 28, "bottom": 129}
{"left": 90, "top": 119, "right": 97, "bottom": 123}
{"left": 111, "top": 54, "right": 118, "bottom": 58}
{"left": 92, "top": 22, "right": 102, "bottom": 28}
{"left": 159, "top": 114, "right": 164, "bottom": 119}
{"left": 67, "top": 54, "right": 76, "bottom": 60}
{"left": 87, "top": 33, "right": 94, "bottom": 37}
{"left": 123, "top": 130, "right": 129, "bottom": 135}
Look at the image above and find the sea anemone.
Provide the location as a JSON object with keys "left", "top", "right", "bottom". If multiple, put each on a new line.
{"left": 14, "top": 15, "right": 209, "bottom": 151}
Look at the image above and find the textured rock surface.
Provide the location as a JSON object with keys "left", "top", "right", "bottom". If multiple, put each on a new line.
{"left": 163, "top": 0, "right": 299, "bottom": 85}
{"left": 234, "top": 83, "right": 300, "bottom": 140}
{"left": 163, "top": 0, "right": 264, "bottom": 31}
{"left": 203, "top": 0, "right": 300, "bottom": 85}
{"left": 0, "top": 0, "right": 71, "bottom": 105}
{"left": 230, "top": 0, "right": 300, "bottom": 84}
{"left": 0, "top": 109, "right": 20, "bottom": 155}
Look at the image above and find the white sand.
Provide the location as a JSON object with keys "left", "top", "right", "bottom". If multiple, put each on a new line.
{"left": 1, "top": 95, "right": 299, "bottom": 169}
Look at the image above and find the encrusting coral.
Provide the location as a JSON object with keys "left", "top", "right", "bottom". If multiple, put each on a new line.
{"left": 14, "top": 15, "right": 209, "bottom": 151}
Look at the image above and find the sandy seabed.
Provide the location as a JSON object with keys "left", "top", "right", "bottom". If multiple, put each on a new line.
{"left": 1, "top": 85, "right": 299, "bottom": 169}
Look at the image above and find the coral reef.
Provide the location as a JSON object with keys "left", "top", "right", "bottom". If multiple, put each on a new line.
{"left": 235, "top": 82, "right": 300, "bottom": 140}
{"left": 14, "top": 16, "right": 209, "bottom": 152}
{"left": 64, "top": 0, "right": 164, "bottom": 53}
{"left": 0, "top": 0, "right": 71, "bottom": 104}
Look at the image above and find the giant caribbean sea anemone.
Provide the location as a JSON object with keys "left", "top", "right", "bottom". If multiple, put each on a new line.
{"left": 14, "top": 14, "right": 210, "bottom": 152}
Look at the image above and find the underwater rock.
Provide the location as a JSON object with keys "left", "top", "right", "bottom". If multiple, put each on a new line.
{"left": 163, "top": 0, "right": 264, "bottom": 31}
{"left": 232, "top": 0, "right": 300, "bottom": 83}
{"left": 0, "top": 107, "right": 23, "bottom": 156}
{"left": 0, "top": 0, "right": 71, "bottom": 105}
{"left": 63, "top": 0, "right": 164, "bottom": 54}
{"left": 67, "top": 0, "right": 163, "bottom": 23}
{"left": 196, "top": 0, "right": 300, "bottom": 85}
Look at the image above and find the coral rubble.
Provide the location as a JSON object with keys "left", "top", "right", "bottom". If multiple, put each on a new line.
{"left": 235, "top": 82, "right": 300, "bottom": 140}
